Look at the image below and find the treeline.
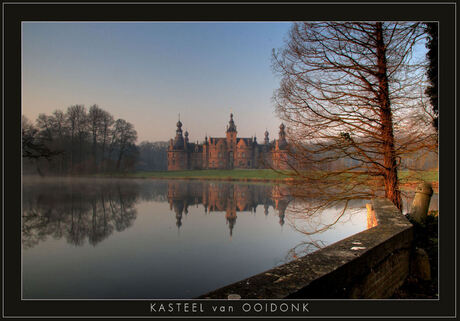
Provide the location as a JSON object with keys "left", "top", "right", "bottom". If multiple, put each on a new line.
{"left": 22, "top": 104, "right": 168, "bottom": 175}
{"left": 136, "top": 141, "right": 168, "bottom": 171}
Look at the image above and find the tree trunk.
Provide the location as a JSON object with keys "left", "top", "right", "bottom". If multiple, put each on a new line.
{"left": 375, "top": 22, "right": 402, "bottom": 211}
{"left": 101, "top": 132, "right": 107, "bottom": 172}
{"left": 116, "top": 149, "right": 124, "bottom": 171}
{"left": 92, "top": 130, "right": 98, "bottom": 172}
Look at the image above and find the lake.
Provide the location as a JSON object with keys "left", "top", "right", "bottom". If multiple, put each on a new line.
{"left": 22, "top": 177, "right": 372, "bottom": 299}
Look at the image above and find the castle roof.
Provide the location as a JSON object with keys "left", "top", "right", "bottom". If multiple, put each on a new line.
{"left": 187, "top": 142, "right": 203, "bottom": 152}
{"left": 209, "top": 137, "right": 227, "bottom": 145}
{"left": 236, "top": 138, "right": 254, "bottom": 145}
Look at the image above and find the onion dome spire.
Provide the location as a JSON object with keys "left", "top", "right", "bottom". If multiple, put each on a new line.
{"left": 277, "top": 123, "right": 287, "bottom": 149}
{"left": 173, "top": 115, "right": 185, "bottom": 149}
{"left": 227, "top": 113, "right": 237, "bottom": 133}
{"left": 184, "top": 130, "right": 189, "bottom": 143}
{"left": 177, "top": 113, "right": 182, "bottom": 129}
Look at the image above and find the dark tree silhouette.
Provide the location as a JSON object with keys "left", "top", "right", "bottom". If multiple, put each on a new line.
{"left": 22, "top": 105, "right": 140, "bottom": 175}
{"left": 22, "top": 116, "right": 62, "bottom": 176}
{"left": 424, "top": 23, "right": 438, "bottom": 135}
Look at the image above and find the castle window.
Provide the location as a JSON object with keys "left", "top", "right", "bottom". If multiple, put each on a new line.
{"left": 242, "top": 152, "right": 245, "bottom": 158}
{"left": 218, "top": 152, "right": 222, "bottom": 158}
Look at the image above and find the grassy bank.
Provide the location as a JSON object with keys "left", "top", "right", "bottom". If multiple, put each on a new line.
{"left": 95, "top": 169, "right": 438, "bottom": 185}
{"left": 398, "top": 170, "right": 438, "bottom": 183}
{"left": 96, "top": 169, "right": 290, "bottom": 182}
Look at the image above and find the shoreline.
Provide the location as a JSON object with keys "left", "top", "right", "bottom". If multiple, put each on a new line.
{"left": 90, "top": 172, "right": 439, "bottom": 191}
{"left": 93, "top": 174, "right": 291, "bottom": 183}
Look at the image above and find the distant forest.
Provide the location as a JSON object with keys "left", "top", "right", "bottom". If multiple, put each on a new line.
{"left": 22, "top": 104, "right": 168, "bottom": 175}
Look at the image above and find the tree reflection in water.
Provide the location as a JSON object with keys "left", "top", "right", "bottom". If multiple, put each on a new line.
{"left": 22, "top": 178, "right": 297, "bottom": 249}
{"left": 24, "top": 177, "right": 370, "bottom": 263}
{"left": 22, "top": 178, "right": 139, "bottom": 249}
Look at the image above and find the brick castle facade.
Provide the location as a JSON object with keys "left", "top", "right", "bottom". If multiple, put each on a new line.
{"left": 168, "top": 113, "right": 289, "bottom": 170}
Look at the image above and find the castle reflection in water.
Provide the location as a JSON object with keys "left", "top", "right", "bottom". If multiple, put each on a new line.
{"left": 167, "top": 181, "right": 291, "bottom": 235}
{"left": 22, "top": 178, "right": 292, "bottom": 249}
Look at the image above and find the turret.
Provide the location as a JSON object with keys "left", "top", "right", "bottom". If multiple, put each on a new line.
{"left": 277, "top": 123, "right": 287, "bottom": 149}
{"left": 173, "top": 119, "right": 185, "bottom": 150}
{"left": 227, "top": 113, "right": 237, "bottom": 133}
{"left": 226, "top": 113, "right": 237, "bottom": 147}
{"left": 264, "top": 130, "right": 269, "bottom": 145}
{"left": 184, "top": 130, "right": 189, "bottom": 144}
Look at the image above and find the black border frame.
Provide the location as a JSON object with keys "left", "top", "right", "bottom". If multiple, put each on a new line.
{"left": 2, "top": 1, "right": 457, "bottom": 318}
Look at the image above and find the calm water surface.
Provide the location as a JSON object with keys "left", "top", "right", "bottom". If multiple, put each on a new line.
{"left": 23, "top": 177, "right": 370, "bottom": 299}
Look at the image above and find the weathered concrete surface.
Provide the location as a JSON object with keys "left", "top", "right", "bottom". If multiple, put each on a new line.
{"left": 198, "top": 198, "right": 413, "bottom": 299}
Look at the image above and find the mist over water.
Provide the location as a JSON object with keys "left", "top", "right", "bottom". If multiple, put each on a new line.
{"left": 22, "top": 177, "right": 370, "bottom": 299}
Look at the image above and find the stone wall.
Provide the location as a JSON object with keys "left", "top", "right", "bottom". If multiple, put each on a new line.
{"left": 198, "top": 198, "right": 414, "bottom": 299}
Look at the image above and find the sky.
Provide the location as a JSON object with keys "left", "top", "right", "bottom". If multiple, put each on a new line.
{"left": 22, "top": 22, "right": 293, "bottom": 142}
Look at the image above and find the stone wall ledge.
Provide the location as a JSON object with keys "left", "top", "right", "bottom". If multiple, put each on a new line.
{"left": 198, "top": 198, "right": 413, "bottom": 299}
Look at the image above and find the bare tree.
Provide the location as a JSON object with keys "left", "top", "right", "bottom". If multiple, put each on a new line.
{"left": 88, "top": 104, "right": 105, "bottom": 171}
{"left": 99, "top": 110, "right": 114, "bottom": 171}
{"left": 137, "top": 141, "right": 169, "bottom": 171}
{"left": 23, "top": 105, "right": 140, "bottom": 175}
{"left": 50, "top": 110, "right": 68, "bottom": 173}
{"left": 22, "top": 116, "right": 62, "bottom": 175}
{"left": 66, "top": 105, "right": 88, "bottom": 172}
{"left": 273, "top": 22, "right": 435, "bottom": 211}
{"left": 111, "top": 119, "right": 138, "bottom": 171}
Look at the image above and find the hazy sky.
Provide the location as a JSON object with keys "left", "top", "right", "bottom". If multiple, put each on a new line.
{"left": 22, "top": 22, "right": 293, "bottom": 142}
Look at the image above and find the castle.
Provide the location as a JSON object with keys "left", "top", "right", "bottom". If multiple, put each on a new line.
{"left": 167, "top": 113, "right": 289, "bottom": 170}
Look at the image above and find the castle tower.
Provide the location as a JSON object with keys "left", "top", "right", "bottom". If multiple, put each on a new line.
{"left": 167, "top": 119, "right": 188, "bottom": 170}
{"left": 272, "top": 123, "right": 289, "bottom": 170}
{"left": 226, "top": 113, "right": 237, "bottom": 169}
{"left": 264, "top": 130, "right": 269, "bottom": 145}
{"left": 277, "top": 123, "right": 287, "bottom": 149}
{"left": 226, "top": 113, "right": 237, "bottom": 145}
{"left": 174, "top": 119, "right": 185, "bottom": 149}
{"left": 202, "top": 134, "right": 209, "bottom": 169}
{"left": 184, "top": 130, "right": 189, "bottom": 144}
